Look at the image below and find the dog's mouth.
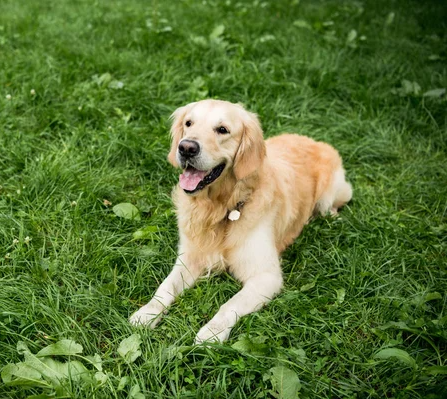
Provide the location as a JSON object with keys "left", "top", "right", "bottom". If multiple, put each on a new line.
{"left": 179, "top": 163, "right": 226, "bottom": 194}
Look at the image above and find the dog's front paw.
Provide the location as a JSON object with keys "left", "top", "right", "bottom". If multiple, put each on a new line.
{"left": 194, "top": 319, "right": 232, "bottom": 344}
{"left": 129, "top": 305, "right": 163, "bottom": 328}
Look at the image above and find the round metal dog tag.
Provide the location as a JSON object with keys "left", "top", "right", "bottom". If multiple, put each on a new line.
{"left": 228, "top": 210, "right": 241, "bottom": 221}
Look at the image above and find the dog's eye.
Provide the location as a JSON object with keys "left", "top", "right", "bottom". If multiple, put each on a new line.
{"left": 185, "top": 120, "right": 192, "bottom": 127}
{"left": 217, "top": 126, "right": 229, "bottom": 134}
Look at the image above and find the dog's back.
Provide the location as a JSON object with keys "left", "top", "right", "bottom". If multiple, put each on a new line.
{"left": 265, "top": 134, "right": 352, "bottom": 251}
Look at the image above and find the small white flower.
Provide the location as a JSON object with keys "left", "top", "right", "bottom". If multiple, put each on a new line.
{"left": 6, "top": 94, "right": 12, "bottom": 100}
{"left": 24, "top": 236, "right": 31, "bottom": 244}
{"left": 5, "top": 253, "right": 11, "bottom": 259}
{"left": 71, "top": 201, "right": 77, "bottom": 207}
{"left": 12, "top": 239, "right": 19, "bottom": 245}
{"left": 30, "top": 89, "right": 36, "bottom": 95}
{"left": 16, "top": 189, "right": 21, "bottom": 195}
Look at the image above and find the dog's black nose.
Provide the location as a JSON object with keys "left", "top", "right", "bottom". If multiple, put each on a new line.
{"left": 178, "top": 140, "right": 200, "bottom": 158}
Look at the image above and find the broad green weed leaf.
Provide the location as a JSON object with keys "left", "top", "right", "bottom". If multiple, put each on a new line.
{"left": 300, "top": 281, "right": 315, "bottom": 292}
{"left": 269, "top": 366, "right": 301, "bottom": 399}
{"left": 424, "top": 365, "right": 447, "bottom": 375}
{"left": 43, "top": 358, "right": 90, "bottom": 382}
{"left": 190, "top": 76, "right": 207, "bottom": 90}
{"left": 94, "top": 371, "right": 108, "bottom": 385}
{"left": 2, "top": 362, "right": 42, "bottom": 383}
{"left": 293, "top": 20, "right": 312, "bottom": 29}
{"left": 109, "top": 80, "right": 124, "bottom": 89}
{"left": 402, "top": 80, "right": 421, "bottom": 96}
{"left": 61, "top": 360, "right": 90, "bottom": 382}
{"left": 4, "top": 378, "right": 49, "bottom": 388}
{"left": 259, "top": 34, "right": 276, "bottom": 43}
{"left": 231, "top": 336, "right": 270, "bottom": 355}
{"left": 231, "top": 336, "right": 252, "bottom": 354}
{"left": 23, "top": 353, "right": 66, "bottom": 386}
{"left": 36, "top": 339, "right": 83, "bottom": 357}
{"left": 1, "top": 364, "right": 17, "bottom": 383}
{"left": 86, "top": 353, "right": 103, "bottom": 371}
{"left": 373, "top": 348, "right": 416, "bottom": 368}
{"left": 289, "top": 348, "right": 307, "bottom": 363}
{"left": 159, "top": 26, "right": 172, "bottom": 33}
{"left": 17, "top": 341, "right": 31, "bottom": 355}
{"left": 40, "top": 358, "right": 69, "bottom": 379}
{"left": 209, "top": 25, "right": 225, "bottom": 40}
{"left": 118, "top": 334, "right": 142, "bottom": 363}
{"left": 336, "top": 288, "right": 346, "bottom": 304}
{"left": 392, "top": 80, "right": 422, "bottom": 97}
{"left": 347, "top": 29, "right": 357, "bottom": 43}
{"left": 138, "top": 245, "right": 157, "bottom": 258}
{"left": 424, "top": 292, "right": 442, "bottom": 301}
{"left": 3, "top": 343, "right": 93, "bottom": 390}
{"left": 190, "top": 35, "right": 207, "bottom": 46}
{"left": 189, "top": 77, "right": 209, "bottom": 99}
{"left": 93, "top": 73, "right": 112, "bottom": 87}
{"left": 378, "top": 321, "right": 409, "bottom": 330}
{"left": 113, "top": 203, "right": 141, "bottom": 221}
{"left": 385, "top": 12, "right": 395, "bottom": 26}
{"left": 423, "top": 88, "right": 445, "bottom": 98}
{"left": 130, "top": 383, "right": 145, "bottom": 399}
{"left": 133, "top": 225, "right": 157, "bottom": 240}
{"left": 117, "top": 375, "right": 130, "bottom": 391}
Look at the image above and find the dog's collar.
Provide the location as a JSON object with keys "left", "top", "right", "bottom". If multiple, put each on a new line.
{"left": 227, "top": 201, "right": 245, "bottom": 221}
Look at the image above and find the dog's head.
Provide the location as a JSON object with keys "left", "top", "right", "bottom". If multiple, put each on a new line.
{"left": 168, "top": 100, "right": 266, "bottom": 194}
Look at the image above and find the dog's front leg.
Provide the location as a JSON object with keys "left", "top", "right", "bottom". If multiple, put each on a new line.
{"left": 129, "top": 254, "right": 204, "bottom": 328}
{"left": 195, "top": 223, "right": 283, "bottom": 343}
{"left": 195, "top": 271, "right": 283, "bottom": 343}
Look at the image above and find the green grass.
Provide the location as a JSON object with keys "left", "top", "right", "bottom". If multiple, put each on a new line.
{"left": 1, "top": 0, "right": 446, "bottom": 397}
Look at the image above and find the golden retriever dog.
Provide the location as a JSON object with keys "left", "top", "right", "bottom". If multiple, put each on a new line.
{"left": 130, "top": 99, "right": 352, "bottom": 343}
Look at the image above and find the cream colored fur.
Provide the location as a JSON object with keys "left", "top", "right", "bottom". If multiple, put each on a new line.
{"left": 129, "top": 99, "right": 352, "bottom": 343}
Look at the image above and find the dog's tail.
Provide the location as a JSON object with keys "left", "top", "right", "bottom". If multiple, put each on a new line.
{"left": 316, "top": 168, "right": 352, "bottom": 215}
{"left": 333, "top": 173, "right": 353, "bottom": 209}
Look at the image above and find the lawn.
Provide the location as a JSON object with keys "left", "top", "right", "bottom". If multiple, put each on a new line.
{"left": 0, "top": 0, "right": 446, "bottom": 397}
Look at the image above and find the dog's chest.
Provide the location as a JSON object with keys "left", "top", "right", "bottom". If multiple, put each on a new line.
{"left": 175, "top": 188, "right": 257, "bottom": 263}
{"left": 180, "top": 209, "right": 248, "bottom": 259}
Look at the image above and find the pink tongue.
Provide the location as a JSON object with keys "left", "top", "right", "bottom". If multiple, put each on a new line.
{"left": 179, "top": 168, "right": 208, "bottom": 191}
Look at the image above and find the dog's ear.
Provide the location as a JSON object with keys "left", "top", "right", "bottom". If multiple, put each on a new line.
{"left": 233, "top": 110, "right": 266, "bottom": 180}
{"left": 167, "top": 103, "right": 195, "bottom": 167}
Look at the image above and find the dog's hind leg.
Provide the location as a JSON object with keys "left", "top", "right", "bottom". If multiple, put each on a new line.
{"left": 316, "top": 167, "right": 352, "bottom": 216}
